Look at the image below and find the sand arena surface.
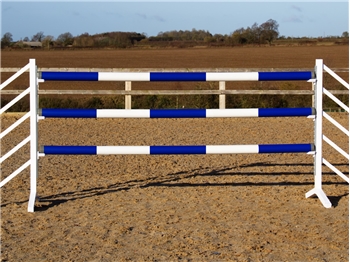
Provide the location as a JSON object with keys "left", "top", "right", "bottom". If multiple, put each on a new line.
{"left": 1, "top": 46, "right": 349, "bottom": 260}
{"left": 0, "top": 113, "right": 348, "bottom": 261}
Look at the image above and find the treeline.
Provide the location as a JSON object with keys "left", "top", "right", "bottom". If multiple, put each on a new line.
{"left": 73, "top": 32, "right": 146, "bottom": 48}
{"left": 1, "top": 18, "right": 349, "bottom": 49}
{"left": 2, "top": 31, "right": 147, "bottom": 49}
{"left": 153, "top": 19, "right": 280, "bottom": 46}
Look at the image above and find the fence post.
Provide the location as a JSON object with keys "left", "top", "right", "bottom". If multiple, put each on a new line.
{"left": 125, "top": 81, "right": 132, "bottom": 109}
{"left": 306, "top": 59, "right": 332, "bottom": 208}
{"left": 28, "top": 59, "right": 39, "bottom": 212}
{"left": 219, "top": 81, "right": 226, "bottom": 109}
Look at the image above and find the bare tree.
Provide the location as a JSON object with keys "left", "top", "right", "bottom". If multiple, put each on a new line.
{"left": 260, "top": 19, "right": 279, "bottom": 45}
{"left": 42, "top": 35, "right": 55, "bottom": 49}
{"left": 231, "top": 27, "right": 248, "bottom": 45}
{"left": 250, "top": 22, "right": 262, "bottom": 45}
{"left": 74, "top": 32, "right": 93, "bottom": 47}
{"left": 57, "top": 32, "right": 74, "bottom": 46}
{"left": 32, "top": 31, "right": 45, "bottom": 42}
{"left": 1, "top": 32, "right": 13, "bottom": 47}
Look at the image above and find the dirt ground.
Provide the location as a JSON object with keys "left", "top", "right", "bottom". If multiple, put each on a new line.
{"left": 1, "top": 46, "right": 349, "bottom": 261}
{"left": 1, "top": 46, "right": 348, "bottom": 94}
{"left": 0, "top": 112, "right": 348, "bottom": 261}
{"left": 1, "top": 46, "right": 348, "bottom": 68}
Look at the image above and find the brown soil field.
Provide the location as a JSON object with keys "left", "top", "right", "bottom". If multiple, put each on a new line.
{"left": 1, "top": 45, "right": 348, "bottom": 68}
{"left": 1, "top": 46, "right": 349, "bottom": 261}
{"left": 1, "top": 45, "right": 348, "bottom": 93}
{"left": 1, "top": 112, "right": 349, "bottom": 261}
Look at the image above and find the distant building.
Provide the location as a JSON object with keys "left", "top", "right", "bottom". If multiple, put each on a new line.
{"left": 21, "top": 41, "right": 42, "bottom": 48}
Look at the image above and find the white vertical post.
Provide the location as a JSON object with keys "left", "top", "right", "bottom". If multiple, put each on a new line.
{"left": 314, "top": 59, "right": 323, "bottom": 191}
{"left": 125, "top": 81, "right": 131, "bottom": 109}
{"left": 219, "top": 81, "right": 225, "bottom": 109}
{"left": 28, "top": 59, "right": 38, "bottom": 212}
{"left": 306, "top": 59, "right": 332, "bottom": 208}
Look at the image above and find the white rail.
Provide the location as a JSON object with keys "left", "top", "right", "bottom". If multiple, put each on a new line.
{"left": 0, "top": 112, "right": 30, "bottom": 139}
{"left": 0, "top": 87, "right": 30, "bottom": 114}
{"left": 0, "top": 136, "right": 31, "bottom": 163}
{"left": 323, "top": 65, "right": 350, "bottom": 90}
{"left": 0, "top": 64, "right": 30, "bottom": 90}
{"left": 323, "top": 135, "right": 349, "bottom": 160}
{"left": 323, "top": 158, "right": 350, "bottom": 183}
{"left": 323, "top": 88, "right": 349, "bottom": 112}
{"left": 323, "top": 112, "right": 349, "bottom": 136}
{"left": 0, "top": 160, "right": 31, "bottom": 187}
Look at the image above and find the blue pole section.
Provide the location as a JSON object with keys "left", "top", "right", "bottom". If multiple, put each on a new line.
{"left": 150, "top": 72, "right": 206, "bottom": 81}
{"left": 41, "top": 72, "right": 99, "bottom": 81}
{"left": 258, "top": 144, "right": 314, "bottom": 153}
{"left": 258, "top": 71, "right": 313, "bottom": 81}
{"left": 150, "top": 109, "right": 206, "bottom": 118}
{"left": 41, "top": 109, "right": 97, "bottom": 118}
{"left": 43, "top": 146, "right": 97, "bottom": 155}
{"left": 258, "top": 108, "right": 315, "bottom": 117}
{"left": 150, "top": 145, "right": 206, "bottom": 154}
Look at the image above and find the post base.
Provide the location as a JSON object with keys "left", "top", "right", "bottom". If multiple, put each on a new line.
{"left": 306, "top": 188, "right": 332, "bottom": 208}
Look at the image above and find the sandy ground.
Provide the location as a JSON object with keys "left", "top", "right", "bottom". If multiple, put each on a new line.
{"left": 1, "top": 113, "right": 348, "bottom": 261}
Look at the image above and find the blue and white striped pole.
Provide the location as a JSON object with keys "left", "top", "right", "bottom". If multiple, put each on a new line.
{"left": 40, "top": 144, "right": 315, "bottom": 155}
{"left": 40, "top": 71, "right": 314, "bottom": 82}
{"left": 40, "top": 108, "right": 315, "bottom": 118}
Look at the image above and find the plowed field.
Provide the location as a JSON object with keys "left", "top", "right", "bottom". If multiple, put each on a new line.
{"left": 1, "top": 45, "right": 348, "bottom": 92}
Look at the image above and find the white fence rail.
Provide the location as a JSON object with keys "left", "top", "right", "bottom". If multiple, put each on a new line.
{"left": 1, "top": 67, "right": 349, "bottom": 110}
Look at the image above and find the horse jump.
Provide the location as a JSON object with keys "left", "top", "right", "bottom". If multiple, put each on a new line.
{"left": 1, "top": 59, "right": 348, "bottom": 212}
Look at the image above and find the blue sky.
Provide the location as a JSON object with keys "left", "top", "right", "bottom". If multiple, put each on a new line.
{"left": 1, "top": 1, "right": 349, "bottom": 41}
